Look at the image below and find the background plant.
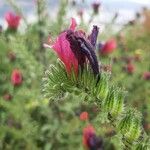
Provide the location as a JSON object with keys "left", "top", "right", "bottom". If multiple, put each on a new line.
{"left": 0, "top": 0, "right": 150, "bottom": 150}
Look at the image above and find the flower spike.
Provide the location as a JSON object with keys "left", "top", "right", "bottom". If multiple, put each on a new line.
{"left": 45, "top": 18, "right": 100, "bottom": 76}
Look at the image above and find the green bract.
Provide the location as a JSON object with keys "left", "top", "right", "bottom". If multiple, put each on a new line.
{"left": 43, "top": 59, "right": 150, "bottom": 150}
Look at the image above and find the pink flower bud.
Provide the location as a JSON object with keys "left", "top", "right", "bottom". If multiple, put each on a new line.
{"left": 5, "top": 12, "right": 21, "bottom": 30}
{"left": 11, "top": 69, "right": 23, "bottom": 86}
{"left": 126, "top": 63, "right": 135, "bottom": 74}
{"left": 99, "top": 39, "right": 117, "bottom": 55}
{"left": 143, "top": 72, "right": 150, "bottom": 80}
{"left": 80, "top": 111, "right": 89, "bottom": 121}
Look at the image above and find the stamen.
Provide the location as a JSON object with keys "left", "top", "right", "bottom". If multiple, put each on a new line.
{"left": 43, "top": 43, "right": 52, "bottom": 49}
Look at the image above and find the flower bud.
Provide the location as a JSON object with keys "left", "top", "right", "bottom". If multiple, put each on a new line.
{"left": 92, "top": 1, "right": 101, "bottom": 14}
{"left": 80, "top": 111, "right": 89, "bottom": 121}
{"left": 143, "top": 72, "right": 150, "bottom": 80}
{"left": 5, "top": 12, "right": 21, "bottom": 30}
{"left": 11, "top": 69, "right": 23, "bottom": 86}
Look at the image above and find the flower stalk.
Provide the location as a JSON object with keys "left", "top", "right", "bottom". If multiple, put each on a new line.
{"left": 43, "top": 18, "right": 150, "bottom": 149}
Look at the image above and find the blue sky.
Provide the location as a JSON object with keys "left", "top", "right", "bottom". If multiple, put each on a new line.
{"left": 0, "top": 0, "right": 150, "bottom": 27}
{"left": 102, "top": 0, "right": 150, "bottom": 10}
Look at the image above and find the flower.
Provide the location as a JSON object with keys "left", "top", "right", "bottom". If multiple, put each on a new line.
{"left": 99, "top": 39, "right": 117, "bottom": 55}
{"left": 44, "top": 18, "right": 99, "bottom": 76}
{"left": 11, "top": 69, "right": 23, "bottom": 86}
{"left": 3, "top": 93, "right": 12, "bottom": 101}
{"left": 88, "top": 25, "right": 99, "bottom": 48}
{"left": 82, "top": 125, "right": 103, "bottom": 150}
{"left": 126, "top": 63, "right": 135, "bottom": 74}
{"left": 5, "top": 12, "right": 21, "bottom": 30}
{"left": 80, "top": 111, "right": 89, "bottom": 121}
{"left": 142, "top": 72, "right": 150, "bottom": 80}
{"left": 83, "top": 125, "right": 95, "bottom": 148}
{"left": 66, "top": 25, "right": 100, "bottom": 76}
{"left": 92, "top": 1, "right": 101, "bottom": 14}
{"left": 44, "top": 18, "right": 78, "bottom": 75}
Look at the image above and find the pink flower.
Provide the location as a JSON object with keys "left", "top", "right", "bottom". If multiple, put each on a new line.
{"left": 80, "top": 111, "right": 89, "bottom": 121}
{"left": 99, "top": 39, "right": 117, "bottom": 55}
{"left": 44, "top": 18, "right": 100, "bottom": 76}
{"left": 82, "top": 125, "right": 103, "bottom": 149}
{"left": 49, "top": 18, "right": 78, "bottom": 75}
{"left": 126, "top": 63, "right": 135, "bottom": 74}
{"left": 143, "top": 72, "right": 150, "bottom": 80}
{"left": 5, "top": 12, "right": 21, "bottom": 30}
{"left": 11, "top": 69, "right": 23, "bottom": 86}
{"left": 83, "top": 125, "right": 95, "bottom": 148}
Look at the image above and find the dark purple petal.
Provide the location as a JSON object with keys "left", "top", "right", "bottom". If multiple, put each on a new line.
{"left": 66, "top": 30, "right": 86, "bottom": 70}
{"left": 76, "top": 37, "right": 99, "bottom": 75}
{"left": 98, "top": 42, "right": 104, "bottom": 55}
{"left": 66, "top": 30, "right": 100, "bottom": 76}
{"left": 88, "top": 134, "right": 104, "bottom": 150}
{"left": 89, "top": 25, "right": 99, "bottom": 48}
{"left": 88, "top": 135, "right": 97, "bottom": 148}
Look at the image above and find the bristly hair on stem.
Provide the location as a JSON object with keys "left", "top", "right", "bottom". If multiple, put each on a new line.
{"left": 43, "top": 59, "right": 149, "bottom": 150}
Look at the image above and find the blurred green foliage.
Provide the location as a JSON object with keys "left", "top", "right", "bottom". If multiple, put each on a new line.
{"left": 0, "top": 0, "right": 150, "bottom": 149}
